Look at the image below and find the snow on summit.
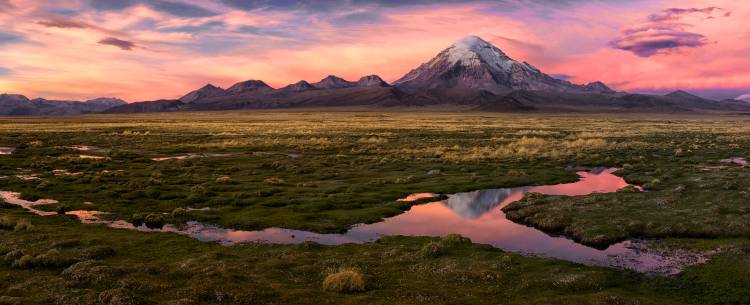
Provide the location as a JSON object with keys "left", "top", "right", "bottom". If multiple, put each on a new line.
{"left": 394, "top": 35, "right": 613, "bottom": 93}
{"left": 445, "top": 36, "right": 511, "bottom": 66}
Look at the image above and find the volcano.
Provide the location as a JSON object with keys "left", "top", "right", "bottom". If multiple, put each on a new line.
{"left": 394, "top": 35, "right": 612, "bottom": 94}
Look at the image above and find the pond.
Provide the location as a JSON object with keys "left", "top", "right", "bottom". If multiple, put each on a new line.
{"left": 151, "top": 153, "right": 234, "bottom": 161}
{"left": 0, "top": 168, "right": 704, "bottom": 274}
{"left": 720, "top": 157, "right": 747, "bottom": 166}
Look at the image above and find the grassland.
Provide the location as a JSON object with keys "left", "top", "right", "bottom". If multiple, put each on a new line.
{"left": 1, "top": 111, "right": 750, "bottom": 304}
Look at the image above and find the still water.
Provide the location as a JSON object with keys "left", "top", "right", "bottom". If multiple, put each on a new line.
{"left": 1, "top": 168, "right": 703, "bottom": 274}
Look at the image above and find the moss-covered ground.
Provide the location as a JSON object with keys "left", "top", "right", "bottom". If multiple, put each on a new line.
{"left": 0, "top": 111, "right": 749, "bottom": 304}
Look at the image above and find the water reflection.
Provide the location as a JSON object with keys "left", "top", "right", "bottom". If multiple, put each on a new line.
{"left": 152, "top": 153, "right": 233, "bottom": 161}
{"left": 0, "top": 169, "right": 702, "bottom": 274}
{"left": 0, "top": 191, "right": 58, "bottom": 216}
{"left": 67, "top": 145, "right": 98, "bottom": 152}
{"left": 720, "top": 157, "right": 747, "bottom": 166}
{"left": 68, "top": 154, "right": 105, "bottom": 160}
{"left": 397, "top": 193, "right": 438, "bottom": 202}
{"left": 443, "top": 188, "right": 514, "bottom": 218}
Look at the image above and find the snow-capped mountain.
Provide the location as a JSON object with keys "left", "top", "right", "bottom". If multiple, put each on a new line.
{"left": 394, "top": 35, "right": 610, "bottom": 93}
{"left": 5, "top": 34, "right": 749, "bottom": 115}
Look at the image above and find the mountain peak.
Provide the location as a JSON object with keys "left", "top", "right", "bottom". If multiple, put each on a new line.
{"left": 667, "top": 89, "right": 691, "bottom": 95}
{"left": 582, "top": 81, "right": 614, "bottom": 93}
{"left": 280, "top": 80, "right": 316, "bottom": 92}
{"left": 321, "top": 75, "right": 347, "bottom": 82}
{"left": 356, "top": 75, "right": 390, "bottom": 87}
{"left": 394, "top": 35, "right": 571, "bottom": 92}
{"left": 201, "top": 84, "right": 220, "bottom": 90}
{"left": 180, "top": 83, "right": 225, "bottom": 103}
{"left": 226, "top": 80, "right": 273, "bottom": 94}
{"left": 444, "top": 35, "right": 512, "bottom": 68}
{"left": 665, "top": 90, "right": 705, "bottom": 101}
{"left": 0, "top": 94, "right": 30, "bottom": 103}
{"left": 85, "top": 97, "right": 127, "bottom": 106}
{"left": 313, "top": 75, "right": 356, "bottom": 89}
{"left": 450, "top": 36, "right": 499, "bottom": 53}
{"left": 452, "top": 35, "right": 488, "bottom": 48}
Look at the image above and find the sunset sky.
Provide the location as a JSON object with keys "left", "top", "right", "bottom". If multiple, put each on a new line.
{"left": 1, "top": 0, "right": 749, "bottom": 102}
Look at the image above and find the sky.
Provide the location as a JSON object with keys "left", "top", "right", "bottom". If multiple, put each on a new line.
{"left": 0, "top": 0, "right": 749, "bottom": 102}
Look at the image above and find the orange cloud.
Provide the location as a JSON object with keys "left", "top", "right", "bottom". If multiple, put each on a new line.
{"left": 0, "top": 0, "right": 748, "bottom": 102}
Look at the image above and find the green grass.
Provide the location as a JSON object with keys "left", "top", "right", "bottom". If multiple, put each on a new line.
{"left": 503, "top": 157, "right": 750, "bottom": 248}
{"left": 0, "top": 207, "right": 697, "bottom": 305}
{"left": 1, "top": 111, "right": 750, "bottom": 304}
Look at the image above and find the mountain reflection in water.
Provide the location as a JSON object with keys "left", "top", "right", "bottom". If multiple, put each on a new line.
{"left": 2, "top": 168, "right": 700, "bottom": 274}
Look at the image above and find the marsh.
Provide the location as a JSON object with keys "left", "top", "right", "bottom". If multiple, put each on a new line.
{"left": 1, "top": 112, "right": 750, "bottom": 304}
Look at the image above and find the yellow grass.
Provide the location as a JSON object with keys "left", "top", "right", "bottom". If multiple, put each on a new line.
{"left": 322, "top": 268, "right": 365, "bottom": 293}
{"left": 1, "top": 111, "right": 749, "bottom": 163}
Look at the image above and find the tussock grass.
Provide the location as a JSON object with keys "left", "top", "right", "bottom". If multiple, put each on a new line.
{"left": 11, "top": 254, "right": 35, "bottom": 269}
{"left": 1, "top": 112, "right": 750, "bottom": 303}
{"left": 420, "top": 234, "right": 472, "bottom": 258}
{"left": 322, "top": 268, "right": 365, "bottom": 293}
{"left": 13, "top": 219, "right": 34, "bottom": 232}
{"left": 215, "top": 176, "right": 233, "bottom": 184}
{"left": 357, "top": 136, "right": 388, "bottom": 144}
{"left": 0, "top": 216, "right": 15, "bottom": 229}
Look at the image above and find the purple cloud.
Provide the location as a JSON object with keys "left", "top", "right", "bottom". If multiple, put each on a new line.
{"left": 647, "top": 7, "right": 720, "bottom": 22}
{"left": 488, "top": 35, "right": 545, "bottom": 53}
{"left": 0, "top": 0, "right": 12, "bottom": 11}
{"left": 90, "top": 0, "right": 217, "bottom": 18}
{"left": 611, "top": 7, "right": 727, "bottom": 57}
{"left": 98, "top": 37, "right": 136, "bottom": 50}
{"left": 0, "top": 31, "right": 21, "bottom": 45}
{"left": 0, "top": 67, "right": 12, "bottom": 76}
{"left": 37, "top": 16, "right": 126, "bottom": 38}
{"left": 38, "top": 17, "right": 88, "bottom": 29}
{"left": 610, "top": 29, "right": 707, "bottom": 57}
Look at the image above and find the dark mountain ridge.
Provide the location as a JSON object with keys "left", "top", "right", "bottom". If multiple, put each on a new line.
{"left": 103, "top": 99, "right": 183, "bottom": 114}
{"left": 3, "top": 35, "right": 748, "bottom": 115}
{"left": 0, "top": 94, "right": 126, "bottom": 116}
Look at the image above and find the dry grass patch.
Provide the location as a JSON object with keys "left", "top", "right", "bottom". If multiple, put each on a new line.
{"left": 322, "top": 268, "right": 365, "bottom": 293}
{"left": 357, "top": 136, "right": 388, "bottom": 144}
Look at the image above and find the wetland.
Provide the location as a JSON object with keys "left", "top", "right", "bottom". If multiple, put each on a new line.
{"left": 1, "top": 111, "right": 750, "bottom": 304}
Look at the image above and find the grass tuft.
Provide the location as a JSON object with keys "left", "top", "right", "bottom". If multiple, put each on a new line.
{"left": 419, "top": 241, "right": 445, "bottom": 258}
{"left": 322, "top": 268, "right": 365, "bottom": 293}
{"left": 215, "top": 176, "right": 233, "bottom": 184}
{"left": 13, "top": 219, "right": 34, "bottom": 232}
{"left": 12, "top": 254, "right": 37, "bottom": 269}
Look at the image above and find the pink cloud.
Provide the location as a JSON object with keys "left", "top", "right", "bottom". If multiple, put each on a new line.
{"left": 98, "top": 37, "right": 135, "bottom": 50}
{"left": 0, "top": 0, "right": 749, "bottom": 102}
{"left": 38, "top": 16, "right": 88, "bottom": 28}
{"left": 610, "top": 6, "right": 728, "bottom": 57}
{"left": 553, "top": 0, "right": 750, "bottom": 92}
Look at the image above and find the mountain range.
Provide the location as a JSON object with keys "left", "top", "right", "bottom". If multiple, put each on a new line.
{"left": 0, "top": 94, "right": 125, "bottom": 116}
{"left": 5, "top": 35, "right": 750, "bottom": 115}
